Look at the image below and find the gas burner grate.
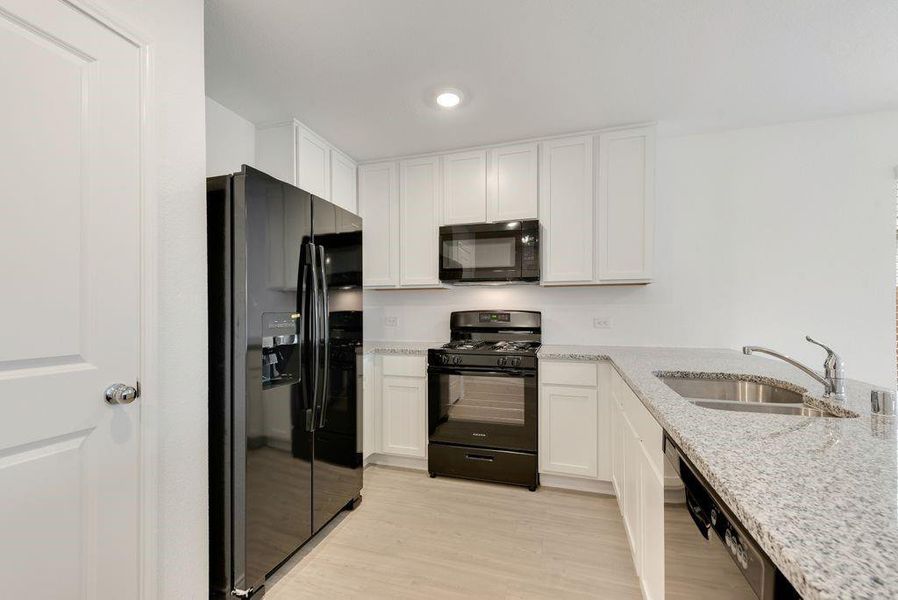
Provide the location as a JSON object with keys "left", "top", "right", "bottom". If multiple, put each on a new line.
{"left": 491, "top": 341, "right": 541, "bottom": 353}
{"left": 441, "top": 340, "right": 489, "bottom": 351}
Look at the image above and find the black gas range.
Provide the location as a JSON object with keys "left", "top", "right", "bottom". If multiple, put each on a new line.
{"left": 427, "top": 310, "right": 540, "bottom": 491}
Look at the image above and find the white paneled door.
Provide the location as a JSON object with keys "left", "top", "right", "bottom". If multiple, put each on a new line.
{"left": 0, "top": 1, "right": 143, "bottom": 598}
{"left": 539, "top": 136, "right": 595, "bottom": 284}
{"left": 442, "top": 150, "right": 487, "bottom": 224}
{"left": 399, "top": 156, "right": 441, "bottom": 286}
{"left": 358, "top": 161, "right": 399, "bottom": 287}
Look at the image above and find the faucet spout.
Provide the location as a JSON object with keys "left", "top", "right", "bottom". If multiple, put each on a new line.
{"left": 742, "top": 339, "right": 847, "bottom": 402}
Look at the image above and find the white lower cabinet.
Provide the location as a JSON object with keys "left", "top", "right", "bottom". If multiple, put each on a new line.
{"left": 539, "top": 360, "right": 607, "bottom": 479}
{"left": 641, "top": 452, "right": 665, "bottom": 600}
{"left": 369, "top": 354, "right": 428, "bottom": 461}
{"left": 611, "top": 368, "right": 664, "bottom": 600}
{"left": 540, "top": 360, "right": 664, "bottom": 599}
{"left": 539, "top": 360, "right": 614, "bottom": 483}
{"left": 381, "top": 375, "right": 426, "bottom": 457}
{"left": 540, "top": 384, "right": 598, "bottom": 477}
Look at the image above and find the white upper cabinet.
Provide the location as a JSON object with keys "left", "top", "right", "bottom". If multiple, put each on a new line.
{"left": 442, "top": 150, "right": 487, "bottom": 224}
{"left": 597, "top": 127, "right": 655, "bottom": 283}
{"left": 487, "top": 142, "right": 538, "bottom": 222}
{"left": 539, "top": 136, "right": 595, "bottom": 284}
{"left": 255, "top": 123, "right": 296, "bottom": 185}
{"left": 399, "top": 157, "right": 441, "bottom": 286}
{"left": 330, "top": 147, "right": 358, "bottom": 213}
{"left": 358, "top": 161, "right": 399, "bottom": 287}
{"left": 255, "top": 119, "right": 359, "bottom": 214}
{"left": 359, "top": 124, "right": 654, "bottom": 288}
{"left": 296, "top": 122, "right": 330, "bottom": 199}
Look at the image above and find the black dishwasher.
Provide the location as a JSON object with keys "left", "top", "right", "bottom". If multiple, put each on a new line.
{"left": 663, "top": 434, "right": 801, "bottom": 600}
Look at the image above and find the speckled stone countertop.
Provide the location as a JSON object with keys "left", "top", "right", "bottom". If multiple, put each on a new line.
{"left": 540, "top": 345, "right": 897, "bottom": 600}
{"left": 364, "top": 341, "right": 442, "bottom": 356}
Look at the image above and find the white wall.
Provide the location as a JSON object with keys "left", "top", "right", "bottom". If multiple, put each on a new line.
{"left": 365, "top": 110, "right": 898, "bottom": 387}
{"left": 206, "top": 96, "right": 256, "bottom": 176}
{"left": 106, "top": 0, "right": 209, "bottom": 598}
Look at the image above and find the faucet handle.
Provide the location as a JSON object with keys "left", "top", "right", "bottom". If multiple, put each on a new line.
{"left": 805, "top": 335, "right": 845, "bottom": 380}
{"left": 805, "top": 335, "right": 835, "bottom": 357}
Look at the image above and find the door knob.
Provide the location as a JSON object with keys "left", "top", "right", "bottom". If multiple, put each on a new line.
{"left": 105, "top": 383, "right": 139, "bottom": 405}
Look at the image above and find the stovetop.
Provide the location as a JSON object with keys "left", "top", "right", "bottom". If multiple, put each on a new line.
{"left": 437, "top": 340, "right": 541, "bottom": 354}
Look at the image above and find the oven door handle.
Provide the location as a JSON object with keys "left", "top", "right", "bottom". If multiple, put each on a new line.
{"left": 428, "top": 368, "right": 532, "bottom": 378}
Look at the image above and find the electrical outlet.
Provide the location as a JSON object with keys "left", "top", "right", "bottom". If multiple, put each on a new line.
{"left": 593, "top": 317, "right": 613, "bottom": 329}
{"left": 384, "top": 316, "right": 398, "bottom": 327}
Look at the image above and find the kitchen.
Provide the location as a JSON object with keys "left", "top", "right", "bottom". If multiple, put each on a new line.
{"left": 1, "top": 1, "right": 897, "bottom": 599}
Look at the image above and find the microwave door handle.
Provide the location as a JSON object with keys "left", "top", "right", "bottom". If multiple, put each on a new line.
{"left": 316, "top": 245, "right": 329, "bottom": 429}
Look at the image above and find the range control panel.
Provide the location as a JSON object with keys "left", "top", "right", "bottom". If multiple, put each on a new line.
{"left": 478, "top": 312, "right": 510, "bottom": 323}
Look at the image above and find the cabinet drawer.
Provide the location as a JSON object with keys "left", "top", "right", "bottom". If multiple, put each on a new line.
{"left": 381, "top": 354, "right": 425, "bottom": 377}
{"left": 429, "top": 443, "right": 538, "bottom": 489}
{"left": 541, "top": 360, "right": 597, "bottom": 386}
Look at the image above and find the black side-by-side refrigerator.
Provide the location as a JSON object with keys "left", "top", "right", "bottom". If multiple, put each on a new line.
{"left": 208, "top": 166, "right": 363, "bottom": 599}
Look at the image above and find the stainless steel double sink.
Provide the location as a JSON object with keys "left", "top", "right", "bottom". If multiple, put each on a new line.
{"left": 660, "top": 376, "right": 841, "bottom": 417}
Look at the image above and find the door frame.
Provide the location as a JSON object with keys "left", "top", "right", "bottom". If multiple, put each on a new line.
{"left": 63, "top": 1, "right": 161, "bottom": 598}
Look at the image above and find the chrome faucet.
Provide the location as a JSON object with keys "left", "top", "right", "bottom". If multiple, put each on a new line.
{"left": 742, "top": 336, "right": 846, "bottom": 402}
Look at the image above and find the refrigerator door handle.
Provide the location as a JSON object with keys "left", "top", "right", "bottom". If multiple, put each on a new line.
{"left": 307, "top": 242, "right": 320, "bottom": 431}
{"left": 317, "top": 245, "right": 330, "bottom": 429}
{"left": 298, "top": 243, "right": 312, "bottom": 429}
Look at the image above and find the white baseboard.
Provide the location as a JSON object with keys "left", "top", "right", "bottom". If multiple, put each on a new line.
{"left": 365, "top": 453, "right": 428, "bottom": 471}
{"left": 539, "top": 473, "right": 616, "bottom": 495}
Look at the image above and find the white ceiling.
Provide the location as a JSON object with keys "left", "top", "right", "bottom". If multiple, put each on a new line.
{"left": 205, "top": 0, "right": 898, "bottom": 161}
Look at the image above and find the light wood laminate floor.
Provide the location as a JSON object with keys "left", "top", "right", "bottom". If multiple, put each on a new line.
{"left": 266, "top": 465, "right": 642, "bottom": 599}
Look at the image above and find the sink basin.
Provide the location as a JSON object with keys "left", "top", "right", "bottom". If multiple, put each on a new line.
{"left": 661, "top": 377, "right": 803, "bottom": 404}
{"left": 660, "top": 376, "right": 839, "bottom": 417}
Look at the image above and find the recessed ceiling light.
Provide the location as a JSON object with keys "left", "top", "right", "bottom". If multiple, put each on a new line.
{"left": 436, "top": 91, "right": 461, "bottom": 108}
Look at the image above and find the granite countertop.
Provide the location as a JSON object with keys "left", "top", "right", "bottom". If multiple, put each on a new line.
{"left": 364, "top": 341, "right": 442, "bottom": 356}
{"left": 539, "top": 345, "right": 897, "bottom": 600}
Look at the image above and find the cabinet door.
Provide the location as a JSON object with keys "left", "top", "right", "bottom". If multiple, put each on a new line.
{"left": 296, "top": 123, "right": 331, "bottom": 199}
{"left": 596, "top": 363, "right": 613, "bottom": 481}
{"left": 640, "top": 449, "right": 665, "bottom": 600}
{"left": 623, "top": 414, "right": 643, "bottom": 574}
{"left": 330, "top": 147, "right": 357, "bottom": 214}
{"left": 597, "top": 126, "right": 654, "bottom": 282}
{"left": 381, "top": 375, "right": 426, "bottom": 457}
{"left": 442, "top": 150, "right": 487, "bottom": 224}
{"left": 400, "top": 157, "right": 441, "bottom": 286}
{"left": 359, "top": 162, "right": 399, "bottom": 287}
{"left": 487, "top": 142, "right": 538, "bottom": 222}
{"left": 610, "top": 390, "right": 623, "bottom": 495}
{"left": 539, "top": 136, "right": 595, "bottom": 284}
{"left": 362, "top": 354, "right": 375, "bottom": 460}
{"left": 255, "top": 122, "right": 295, "bottom": 185}
{"left": 540, "top": 384, "right": 598, "bottom": 478}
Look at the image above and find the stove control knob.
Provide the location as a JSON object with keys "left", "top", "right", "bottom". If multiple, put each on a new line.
{"left": 452, "top": 355, "right": 462, "bottom": 365}
{"left": 497, "top": 357, "right": 507, "bottom": 367}
{"left": 440, "top": 354, "right": 450, "bottom": 365}
{"left": 510, "top": 357, "right": 522, "bottom": 368}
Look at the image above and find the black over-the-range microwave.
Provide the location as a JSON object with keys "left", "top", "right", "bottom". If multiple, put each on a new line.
{"left": 438, "top": 220, "right": 540, "bottom": 284}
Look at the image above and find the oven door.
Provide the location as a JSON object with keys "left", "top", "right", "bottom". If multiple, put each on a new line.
{"left": 438, "top": 221, "right": 539, "bottom": 283}
{"left": 428, "top": 366, "right": 537, "bottom": 452}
